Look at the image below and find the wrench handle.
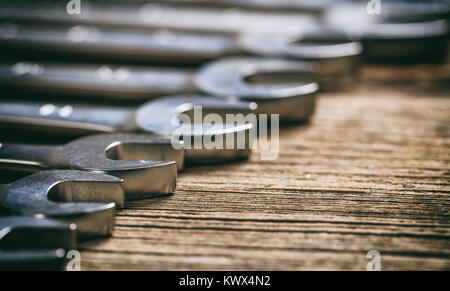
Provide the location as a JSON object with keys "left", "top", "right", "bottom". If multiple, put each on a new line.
{"left": 0, "top": 102, "right": 135, "bottom": 137}
{"left": 0, "top": 61, "right": 196, "bottom": 100}
{"left": 0, "top": 143, "right": 67, "bottom": 172}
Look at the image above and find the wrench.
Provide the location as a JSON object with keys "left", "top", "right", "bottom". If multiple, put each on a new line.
{"left": 0, "top": 216, "right": 76, "bottom": 270}
{"left": 0, "top": 22, "right": 238, "bottom": 65}
{"left": 238, "top": 27, "right": 363, "bottom": 90}
{"left": 0, "top": 21, "right": 362, "bottom": 79}
{"left": 323, "top": 3, "right": 449, "bottom": 62}
{"left": 91, "top": 0, "right": 332, "bottom": 14}
{"left": 195, "top": 58, "right": 318, "bottom": 121}
{"left": 0, "top": 58, "right": 318, "bottom": 121}
{"left": 0, "top": 170, "right": 122, "bottom": 240}
{"left": 0, "top": 95, "right": 256, "bottom": 162}
{"left": 0, "top": 133, "right": 180, "bottom": 201}
{"left": 1, "top": 1, "right": 445, "bottom": 62}
{"left": 0, "top": 1, "right": 318, "bottom": 35}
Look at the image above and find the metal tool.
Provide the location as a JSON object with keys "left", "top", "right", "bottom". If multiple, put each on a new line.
{"left": 238, "top": 27, "right": 363, "bottom": 90}
{"left": 325, "top": 1, "right": 450, "bottom": 24}
{"left": 0, "top": 216, "right": 75, "bottom": 270}
{"left": 0, "top": 133, "right": 180, "bottom": 201}
{"left": 0, "top": 170, "right": 121, "bottom": 239}
{"left": 323, "top": 3, "right": 449, "bottom": 62}
{"left": 0, "top": 95, "right": 256, "bottom": 163}
{"left": 94, "top": 0, "right": 333, "bottom": 14}
{"left": 195, "top": 58, "right": 318, "bottom": 121}
{"left": 0, "top": 21, "right": 363, "bottom": 85}
{"left": 0, "top": 61, "right": 198, "bottom": 100}
{"left": 0, "top": 58, "right": 318, "bottom": 121}
{"left": 0, "top": 22, "right": 238, "bottom": 65}
{"left": 0, "top": 1, "right": 318, "bottom": 35}
{"left": 0, "top": 1, "right": 445, "bottom": 64}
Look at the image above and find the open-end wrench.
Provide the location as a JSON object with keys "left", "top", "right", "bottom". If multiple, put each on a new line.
{"left": 0, "top": 133, "right": 179, "bottom": 201}
{"left": 0, "top": 1, "right": 445, "bottom": 63}
{"left": 0, "top": 216, "right": 76, "bottom": 270}
{"left": 0, "top": 22, "right": 238, "bottom": 65}
{"left": 92, "top": 0, "right": 333, "bottom": 14}
{"left": 237, "top": 28, "right": 363, "bottom": 90}
{"left": 0, "top": 1, "right": 318, "bottom": 35}
{"left": 0, "top": 170, "right": 122, "bottom": 240}
{"left": 323, "top": 3, "right": 449, "bottom": 62}
{"left": 0, "top": 21, "right": 362, "bottom": 79}
{"left": 195, "top": 58, "right": 318, "bottom": 121}
{"left": 0, "top": 58, "right": 318, "bottom": 121}
{"left": 0, "top": 95, "right": 256, "bottom": 162}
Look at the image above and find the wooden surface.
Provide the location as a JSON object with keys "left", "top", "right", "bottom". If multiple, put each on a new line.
{"left": 79, "top": 64, "right": 450, "bottom": 271}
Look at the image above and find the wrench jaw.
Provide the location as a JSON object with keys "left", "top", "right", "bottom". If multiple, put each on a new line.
{"left": 135, "top": 95, "right": 257, "bottom": 164}
{"left": 183, "top": 124, "right": 253, "bottom": 165}
{"left": 0, "top": 216, "right": 76, "bottom": 271}
{"left": 102, "top": 164, "right": 178, "bottom": 201}
{"left": 195, "top": 57, "right": 320, "bottom": 122}
{"left": 106, "top": 139, "right": 185, "bottom": 171}
{"left": 62, "top": 133, "right": 180, "bottom": 199}
{"left": 0, "top": 170, "right": 123, "bottom": 240}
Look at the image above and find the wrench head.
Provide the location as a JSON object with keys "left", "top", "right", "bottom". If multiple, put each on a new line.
{"left": 195, "top": 57, "right": 319, "bottom": 122}
{"left": 135, "top": 95, "right": 256, "bottom": 165}
{"left": 0, "top": 170, "right": 123, "bottom": 240}
{"left": 239, "top": 27, "right": 363, "bottom": 61}
{"left": 238, "top": 27, "right": 362, "bottom": 79}
{"left": 0, "top": 216, "right": 76, "bottom": 249}
{"left": 62, "top": 133, "right": 179, "bottom": 199}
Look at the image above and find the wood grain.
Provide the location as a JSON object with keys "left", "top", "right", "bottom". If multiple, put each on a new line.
{"left": 79, "top": 64, "right": 450, "bottom": 271}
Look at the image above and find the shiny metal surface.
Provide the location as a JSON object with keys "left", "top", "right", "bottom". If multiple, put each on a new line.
{"left": 0, "top": 57, "right": 323, "bottom": 105}
{"left": 0, "top": 22, "right": 237, "bottom": 64}
{"left": 101, "top": 0, "right": 332, "bottom": 13}
{"left": 0, "top": 96, "right": 256, "bottom": 164}
{"left": 238, "top": 27, "right": 363, "bottom": 89}
{"left": 325, "top": 1, "right": 450, "bottom": 25}
{"left": 0, "top": 62, "right": 198, "bottom": 100}
{"left": 0, "top": 133, "right": 180, "bottom": 200}
{"left": 135, "top": 95, "right": 255, "bottom": 164}
{"left": 0, "top": 170, "right": 121, "bottom": 239}
{"left": 195, "top": 58, "right": 319, "bottom": 121}
{"left": 324, "top": 4, "right": 449, "bottom": 62}
{"left": 0, "top": 57, "right": 320, "bottom": 122}
{"left": 0, "top": 1, "right": 318, "bottom": 35}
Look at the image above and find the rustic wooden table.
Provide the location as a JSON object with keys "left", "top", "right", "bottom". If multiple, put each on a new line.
{"left": 79, "top": 64, "right": 450, "bottom": 271}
